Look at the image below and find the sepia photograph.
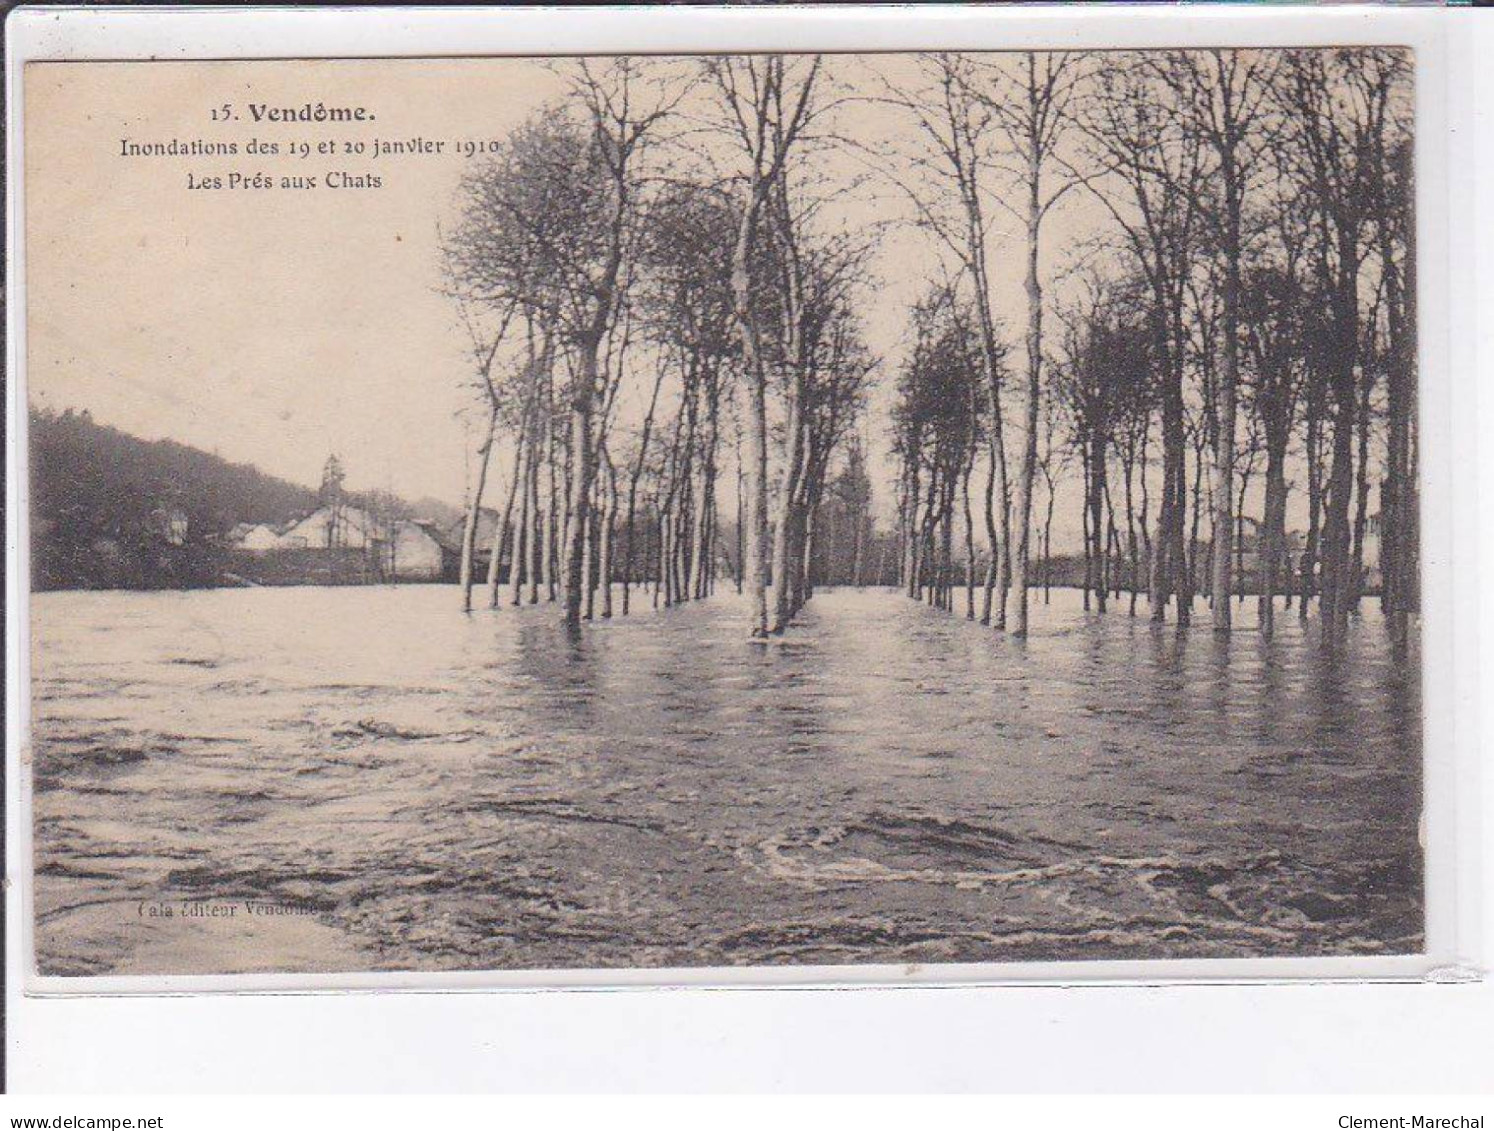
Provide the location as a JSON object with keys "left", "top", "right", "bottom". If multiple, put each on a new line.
{"left": 19, "top": 46, "right": 1423, "bottom": 981}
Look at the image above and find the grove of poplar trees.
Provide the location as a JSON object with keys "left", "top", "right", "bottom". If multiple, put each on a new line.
{"left": 443, "top": 56, "right": 873, "bottom": 636}
{"left": 889, "top": 48, "right": 1416, "bottom": 652}
{"left": 442, "top": 49, "right": 1417, "bottom": 655}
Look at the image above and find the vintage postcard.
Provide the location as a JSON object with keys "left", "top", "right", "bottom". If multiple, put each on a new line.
{"left": 17, "top": 46, "right": 1425, "bottom": 983}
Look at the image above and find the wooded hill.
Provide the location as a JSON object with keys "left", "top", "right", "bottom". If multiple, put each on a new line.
{"left": 28, "top": 407, "right": 440, "bottom": 590}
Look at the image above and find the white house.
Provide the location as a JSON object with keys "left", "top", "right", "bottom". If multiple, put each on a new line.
{"left": 278, "top": 504, "right": 382, "bottom": 550}
{"left": 388, "top": 521, "right": 444, "bottom": 580}
{"left": 268, "top": 504, "right": 445, "bottom": 580}
{"left": 237, "top": 523, "right": 286, "bottom": 553}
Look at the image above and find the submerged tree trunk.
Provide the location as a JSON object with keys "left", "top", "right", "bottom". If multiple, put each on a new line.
{"left": 771, "top": 377, "right": 807, "bottom": 633}
{"left": 620, "top": 366, "right": 666, "bottom": 617}
{"left": 734, "top": 439, "right": 746, "bottom": 595}
{"left": 1301, "top": 400, "right": 1323, "bottom": 622}
{"left": 542, "top": 375, "right": 558, "bottom": 603}
{"left": 1259, "top": 436, "right": 1287, "bottom": 636}
{"left": 1234, "top": 462, "right": 1251, "bottom": 607}
{"left": 732, "top": 214, "right": 771, "bottom": 639}
{"left": 1350, "top": 357, "right": 1374, "bottom": 613}
{"left": 1042, "top": 469, "right": 1057, "bottom": 606}
{"left": 561, "top": 335, "right": 601, "bottom": 629}
{"left": 980, "top": 443, "right": 998, "bottom": 625}
{"left": 510, "top": 430, "right": 532, "bottom": 608}
{"left": 460, "top": 406, "right": 497, "bottom": 613}
{"left": 1122, "top": 443, "right": 1140, "bottom": 616}
{"left": 488, "top": 424, "right": 526, "bottom": 608}
{"left": 1088, "top": 429, "right": 1107, "bottom": 614}
{"left": 1149, "top": 306, "right": 1183, "bottom": 625}
{"left": 600, "top": 453, "right": 617, "bottom": 618}
{"left": 1011, "top": 163, "right": 1043, "bottom": 637}
{"left": 961, "top": 456, "right": 977, "bottom": 619}
{"left": 1320, "top": 245, "right": 1361, "bottom": 650}
{"left": 527, "top": 429, "right": 542, "bottom": 607}
{"left": 1186, "top": 446, "right": 1205, "bottom": 617}
{"left": 1210, "top": 132, "right": 1244, "bottom": 632}
{"left": 1383, "top": 143, "right": 1416, "bottom": 650}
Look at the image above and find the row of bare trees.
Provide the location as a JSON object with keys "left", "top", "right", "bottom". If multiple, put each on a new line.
{"left": 443, "top": 56, "right": 874, "bottom": 635}
{"left": 888, "top": 47, "right": 1416, "bottom": 651}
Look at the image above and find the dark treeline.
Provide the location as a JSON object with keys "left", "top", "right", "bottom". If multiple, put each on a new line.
{"left": 888, "top": 49, "right": 1417, "bottom": 652}
{"left": 30, "top": 407, "right": 320, "bottom": 589}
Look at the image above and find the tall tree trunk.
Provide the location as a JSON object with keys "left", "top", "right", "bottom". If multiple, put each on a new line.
{"left": 731, "top": 212, "right": 771, "bottom": 638}
{"left": 1260, "top": 435, "right": 1287, "bottom": 637}
{"left": 771, "top": 378, "right": 806, "bottom": 633}
{"left": 1301, "top": 413, "right": 1322, "bottom": 622}
{"left": 460, "top": 406, "right": 497, "bottom": 613}
{"left": 1235, "top": 465, "right": 1250, "bottom": 606}
{"left": 800, "top": 504, "right": 817, "bottom": 608}
{"left": 1383, "top": 144, "right": 1415, "bottom": 649}
{"left": 624, "top": 365, "right": 667, "bottom": 617}
{"left": 1011, "top": 161, "right": 1043, "bottom": 637}
{"left": 488, "top": 425, "right": 526, "bottom": 608}
{"left": 852, "top": 502, "right": 866, "bottom": 588}
{"left": 542, "top": 374, "right": 558, "bottom": 603}
{"left": 1351, "top": 358, "right": 1374, "bottom": 613}
{"left": 600, "top": 454, "right": 617, "bottom": 618}
{"left": 962, "top": 458, "right": 977, "bottom": 619}
{"left": 1081, "top": 446, "right": 1093, "bottom": 613}
{"left": 1186, "top": 447, "right": 1205, "bottom": 616}
{"left": 1149, "top": 308, "right": 1182, "bottom": 624}
{"left": 1123, "top": 444, "right": 1139, "bottom": 616}
{"left": 1042, "top": 481, "right": 1055, "bottom": 606}
{"left": 510, "top": 432, "right": 532, "bottom": 608}
{"left": 1320, "top": 251, "right": 1361, "bottom": 649}
{"left": 967, "top": 213, "right": 1011, "bottom": 630}
{"left": 1322, "top": 402, "right": 1356, "bottom": 647}
{"left": 980, "top": 441, "right": 998, "bottom": 624}
{"left": 1106, "top": 484, "right": 1121, "bottom": 602}
{"left": 1088, "top": 428, "right": 1107, "bottom": 614}
{"left": 1211, "top": 148, "right": 1242, "bottom": 631}
{"left": 582, "top": 500, "right": 597, "bottom": 621}
{"left": 527, "top": 431, "right": 542, "bottom": 606}
{"left": 691, "top": 399, "right": 717, "bottom": 602}
{"left": 905, "top": 461, "right": 923, "bottom": 599}
{"left": 562, "top": 335, "right": 601, "bottom": 630}
{"left": 735, "top": 443, "right": 745, "bottom": 595}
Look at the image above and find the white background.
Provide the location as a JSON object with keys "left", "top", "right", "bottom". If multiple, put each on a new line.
{"left": 4, "top": 4, "right": 1491, "bottom": 1093}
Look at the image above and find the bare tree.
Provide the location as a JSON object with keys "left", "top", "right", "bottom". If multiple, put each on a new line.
{"left": 450, "top": 298, "right": 518, "bottom": 611}
{"left": 1158, "top": 50, "right": 1279, "bottom": 631}
{"left": 976, "top": 52, "right": 1084, "bottom": 637}
{"left": 708, "top": 54, "right": 824, "bottom": 638}
{"left": 1079, "top": 57, "right": 1206, "bottom": 626}
{"left": 1279, "top": 49, "right": 1406, "bottom": 649}
{"left": 878, "top": 54, "right": 1015, "bottom": 627}
{"left": 1240, "top": 213, "right": 1310, "bottom": 636}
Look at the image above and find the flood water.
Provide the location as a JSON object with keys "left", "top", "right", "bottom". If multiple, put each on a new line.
{"left": 28, "top": 584, "right": 1423, "bottom": 976}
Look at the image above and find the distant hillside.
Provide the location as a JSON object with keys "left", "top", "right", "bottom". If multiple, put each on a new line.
{"left": 29, "top": 407, "right": 452, "bottom": 590}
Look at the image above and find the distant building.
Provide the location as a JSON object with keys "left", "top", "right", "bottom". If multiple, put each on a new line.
{"left": 237, "top": 523, "right": 286, "bottom": 553}
{"left": 243, "top": 503, "right": 445, "bottom": 581}
{"left": 387, "top": 520, "right": 445, "bottom": 581}
{"left": 279, "top": 504, "right": 381, "bottom": 551}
